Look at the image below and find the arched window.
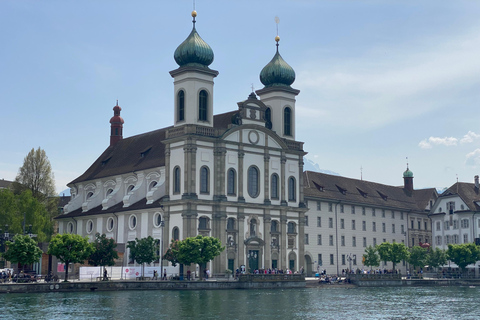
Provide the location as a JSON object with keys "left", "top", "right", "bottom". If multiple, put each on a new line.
{"left": 265, "top": 107, "right": 272, "bottom": 129}
{"left": 173, "top": 167, "right": 181, "bottom": 194}
{"left": 288, "top": 176, "right": 296, "bottom": 201}
{"left": 250, "top": 218, "right": 257, "bottom": 237}
{"left": 247, "top": 166, "right": 260, "bottom": 198}
{"left": 288, "top": 221, "right": 296, "bottom": 234}
{"left": 173, "top": 227, "right": 180, "bottom": 241}
{"left": 271, "top": 173, "right": 279, "bottom": 199}
{"left": 199, "top": 90, "right": 208, "bottom": 121}
{"left": 271, "top": 220, "right": 278, "bottom": 233}
{"left": 227, "top": 218, "right": 235, "bottom": 230}
{"left": 227, "top": 168, "right": 236, "bottom": 195}
{"left": 199, "top": 217, "right": 209, "bottom": 230}
{"left": 284, "top": 107, "right": 292, "bottom": 136}
{"left": 200, "top": 166, "right": 209, "bottom": 194}
{"left": 177, "top": 90, "right": 185, "bottom": 122}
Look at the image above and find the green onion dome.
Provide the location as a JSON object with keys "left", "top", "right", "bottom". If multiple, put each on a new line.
{"left": 174, "top": 11, "right": 214, "bottom": 68}
{"left": 403, "top": 168, "right": 414, "bottom": 178}
{"left": 260, "top": 36, "right": 295, "bottom": 87}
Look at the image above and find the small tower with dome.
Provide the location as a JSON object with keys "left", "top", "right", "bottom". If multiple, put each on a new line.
{"left": 170, "top": 10, "right": 218, "bottom": 127}
{"left": 256, "top": 28, "right": 300, "bottom": 140}
{"left": 403, "top": 165, "right": 414, "bottom": 193}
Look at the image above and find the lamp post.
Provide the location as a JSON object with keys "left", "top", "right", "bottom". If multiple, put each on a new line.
{"left": 160, "top": 220, "right": 165, "bottom": 280}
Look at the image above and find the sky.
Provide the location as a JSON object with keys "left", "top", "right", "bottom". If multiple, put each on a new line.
{"left": 1, "top": 0, "right": 480, "bottom": 194}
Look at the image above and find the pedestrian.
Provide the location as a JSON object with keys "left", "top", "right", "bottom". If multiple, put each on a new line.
{"left": 103, "top": 268, "right": 108, "bottom": 281}
{"left": 163, "top": 268, "right": 167, "bottom": 280}
{"left": 187, "top": 269, "right": 191, "bottom": 280}
{"left": 206, "top": 269, "right": 210, "bottom": 279}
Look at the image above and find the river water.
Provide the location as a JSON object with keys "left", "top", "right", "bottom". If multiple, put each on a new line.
{"left": 1, "top": 286, "right": 479, "bottom": 319}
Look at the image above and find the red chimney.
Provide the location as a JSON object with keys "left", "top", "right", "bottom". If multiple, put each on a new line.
{"left": 110, "top": 100, "right": 124, "bottom": 146}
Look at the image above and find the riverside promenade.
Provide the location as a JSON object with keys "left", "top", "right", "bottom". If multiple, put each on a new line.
{"left": 0, "top": 274, "right": 306, "bottom": 294}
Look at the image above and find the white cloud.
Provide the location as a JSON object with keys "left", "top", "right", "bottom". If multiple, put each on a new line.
{"left": 460, "top": 131, "right": 480, "bottom": 144}
{"left": 465, "top": 149, "right": 480, "bottom": 166}
{"left": 418, "top": 137, "right": 458, "bottom": 149}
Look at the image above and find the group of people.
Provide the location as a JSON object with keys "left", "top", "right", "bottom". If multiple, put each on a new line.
{"left": 152, "top": 269, "right": 168, "bottom": 280}
{"left": 1, "top": 270, "right": 12, "bottom": 283}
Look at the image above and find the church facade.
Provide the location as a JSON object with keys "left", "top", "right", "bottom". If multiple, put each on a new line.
{"left": 57, "top": 11, "right": 307, "bottom": 275}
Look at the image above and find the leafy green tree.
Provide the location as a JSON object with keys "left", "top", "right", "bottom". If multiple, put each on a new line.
{"left": 447, "top": 243, "right": 480, "bottom": 273}
{"left": 175, "top": 235, "right": 224, "bottom": 280}
{"left": 376, "top": 242, "right": 409, "bottom": 271}
{"left": 408, "top": 246, "right": 428, "bottom": 271}
{"left": 3, "top": 234, "right": 43, "bottom": 271}
{"left": 13, "top": 147, "right": 56, "bottom": 200}
{"left": 426, "top": 247, "right": 447, "bottom": 271}
{"left": 0, "top": 189, "right": 53, "bottom": 242}
{"left": 163, "top": 239, "right": 180, "bottom": 267}
{"left": 127, "top": 236, "right": 158, "bottom": 277}
{"left": 363, "top": 245, "right": 380, "bottom": 270}
{"left": 88, "top": 233, "right": 119, "bottom": 279}
{"left": 48, "top": 233, "right": 94, "bottom": 282}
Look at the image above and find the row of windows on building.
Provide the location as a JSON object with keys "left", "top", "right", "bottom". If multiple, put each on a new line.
{"left": 316, "top": 254, "right": 404, "bottom": 267}
{"left": 435, "top": 219, "right": 473, "bottom": 231}
{"left": 304, "top": 234, "right": 414, "bottom": 248}
{"left": 435, "top": 234, "right": 471, "bottom": 245}
{"left": 308, "top": 201, "right": 410, "bottom": 219}
{"left": 172, "top": 165, "right": 297, "bottom": 200}
{"left": 176, "top": 89, "right": 293, "bottom": 136}
{"left": 306, "top": 216, "right": 407, "bottom": 234}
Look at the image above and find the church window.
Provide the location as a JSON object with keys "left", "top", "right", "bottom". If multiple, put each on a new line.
{"left": 287, "top": 221, "right": 296, "bottom": 234}
{"left": 67, "top": 222, "right": 74, "bottom": 234}
{"left": 200, "top": 166, "right": 209, "bottom": 194}
{"left": 106, "top": 188, "right": 114, "bottom": 196}
{"left": 227, "top": 168, "right": 236, "bottom": 195}
{"left": 149, "top": 181, "right": 157, "bottom": 191}
{"left": 265, "top": 107, "right": 271, "bottom": 122}
{"left": 154, "top": 213, "right": 163, "bottom": 228}
{"left": 227, "top": 218, "right": 235, "bottom": 230}
{"left": 271, "top": 173, "right": 279, "bottom": 199}
{"left": 86, "top": 192, "right": 94, "bottom": 199}
{"left": 247, "top": 166, "right": 260, "bottom": 198}
{"left": 173, "top": 167, "right": 181, "bottom": 194}
{"left": 199, "top": 217, "right": 209, "bottom": 230}
{"left": 284, "top": 107, "right": 292, "bottom": 136}
{"left": 271, "top": 220, "right": 278, "bottom": 232}
{"left": 173, "top": 227, "right": 179, "bottom": 241}
{"left": 177, "top": 90, "right": 185, "bottom": 122}
{"left": 288, "top": 176, "right": 296, "bottom": 201}
{"left": 127, "top": 185, "right": 135, "bottom": 193}
{"left": 129, "top": 215, "right": 137, "bottom": 230}
{"left": 86, "top": 220, "right": 93, "bottom": 234}
{"left": 199, "top": 90, "right": 208, "bottom": 121}
{"left": 106, "top": 217, "right": 114, "bottom": 232}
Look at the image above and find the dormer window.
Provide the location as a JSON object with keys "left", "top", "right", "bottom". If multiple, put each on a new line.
{"left": 377, "top": 191, "right": 388, "bottom": 201}
{"left": 140, "top": 147, "right": 152, "bottom": 158}
{"left": 86, "top": 192, "right": 94, "bottom": 199}
{"left": 357, "top": 188, "right": 368, "bottom": 198}
{"left": 336, "top": 185, "right": 347, "bottom": 195}
{"left": 313, "top": 181, "right": 324, "bottom": 192}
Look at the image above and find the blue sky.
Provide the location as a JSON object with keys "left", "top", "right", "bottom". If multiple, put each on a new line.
{"left": 1, "top": 0, "right": 480, "bottom": 194}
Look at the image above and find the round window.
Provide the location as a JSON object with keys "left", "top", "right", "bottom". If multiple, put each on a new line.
{"left": 129, "top": 215, "right": 137, "bottom": 230}
{"left": 86, "top": 220, "right": 94, "bottom": 234}
{"left": 154, "top": 212, "right": 163, "bottom": 228}
{"left": 106, "top": 217, "right": 115, "bottom": 232}
{"left": 67, "top": 222, "right": 74, "bottom": 234}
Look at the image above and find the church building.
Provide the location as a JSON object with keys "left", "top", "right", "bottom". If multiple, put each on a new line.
{"left": 57, "top": 10, "right": 308, "bottom": 275}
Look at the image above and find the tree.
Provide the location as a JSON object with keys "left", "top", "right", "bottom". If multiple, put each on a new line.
{"left": 48, "top": 233, "right": 94, "bottom": 282}
{"left": 408, "top": 246, "right": 428, "bottom": 271}
{"left": 426, "top": 247, "right": 447, "bottom": 271}
{"left": 175, "top": 235, "right": 224, "bottom": 280}
{"left": 0, "top": 189, "right": 53, "bottom": 242}
{"left": 3, "top": 234, "right": 43, "bottom": 271}
{"left": 446, "top": 243, "right": 480, "bottom": 273}
{"left": 88, "top": 233, "right": 119, "bottom": 279}
{"left": 127, "top": 236, "right": 158, "bottom": 278}
{"left": 363, "top": 245, "right": 380, "bottom": 270}
{"left": 376, "top": 242, "right": 409, "bottom": 272}
{"left": 13, "top": 147, "right": 56, "bottom": 200}
{"left": 163, "top": 239, "right": 180, "bottom": 267}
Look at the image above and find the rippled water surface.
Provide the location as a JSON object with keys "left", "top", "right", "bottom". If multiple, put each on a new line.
{"left": 1, "top": 286, "right": 479, "bottom": 319}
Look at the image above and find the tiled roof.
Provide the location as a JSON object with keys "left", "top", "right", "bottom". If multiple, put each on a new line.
{"left": 0, "top": 179, "right": 13, "bottom": 189}
{"left": 303, "top": 171, "right": 423, "bottom": 212}
{"left": 439, "top": 182, "right": 480, "bottom": 211}
{"left": 55, "top": 197, "right": 163, "bottom": 219}
{"left": 412, "top": 188, "right": 437, "bottom": 211}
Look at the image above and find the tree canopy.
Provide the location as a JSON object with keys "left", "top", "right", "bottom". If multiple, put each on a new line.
{"left": 88, "top": 233, "right": 119, "bottom": 270}
{"left": 13, "top": 147, "right": 56, "bottom": 200}
{"left": 363, "top": 245, "right": 380, "bottom": 269}
{"left": 425, "top": 247, "right": 447, "bottom": 270}
{"left": 127, "top": 236, "right": 158, "bottom": 277}
{"left": 48, "top": 233, "right": 94, "bottom": 281}
{"left": 3, "top": 234, "right": 43, "bottom": 271}
{"left": 376, "top": 242, "right": 409, "bottom": 271}
{"left": 164, "top": 235, "right": 224, "bottom": 279}
{"left": 446, "top": 243, "right": 480, "bottom": 272}
{"left": 408, "top": 246, "right": 428, "bottom": 270}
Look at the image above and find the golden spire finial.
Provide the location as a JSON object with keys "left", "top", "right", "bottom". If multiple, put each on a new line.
{"left": 275, "top": 16, "right": 280, "bottom": 43}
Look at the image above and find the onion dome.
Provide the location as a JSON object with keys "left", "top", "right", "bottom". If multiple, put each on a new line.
{"left": 403, "top": 167, "right": 414, "bottom": 178}
{"left": 260, "top": 36, "right": 295, "bottom": 87}
{"left": 110, "top": 101, "right": 124, "bottom": 125}
{"left": 174, "top": 11, "right": 214, "bottom": 68}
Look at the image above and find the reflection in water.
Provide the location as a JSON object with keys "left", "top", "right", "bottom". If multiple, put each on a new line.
{"left": 0, "top": 287, "right": 479, "bottom": 319}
